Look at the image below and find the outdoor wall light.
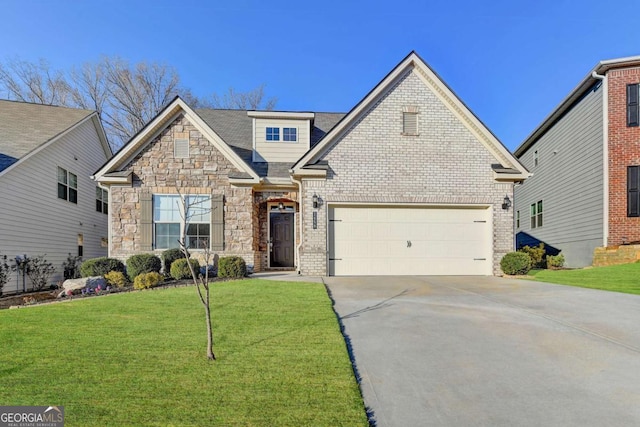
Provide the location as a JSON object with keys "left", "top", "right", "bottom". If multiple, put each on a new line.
{"left": 312, "top": 194, "right": 319, "bottom": 209}
{"left": 278, "top": 201, "right": 285, "bottom": 210}
{"left": 502, "top": 195, "right": 512, "bottom": 210}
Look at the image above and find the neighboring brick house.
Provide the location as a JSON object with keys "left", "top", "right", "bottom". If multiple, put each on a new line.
{"left": 514, "top": 55, "right": 640, "bottom": 267}
{"left": 94, "top": 52, "right": 528, "bottom": 276}
{"left": 0, "top": 100, "right": 112, "bottom": 292}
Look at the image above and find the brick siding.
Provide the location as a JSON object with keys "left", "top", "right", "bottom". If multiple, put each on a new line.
{"left": 607, "top": 68, "right": 640, "bottom": 245}
{"left": 299, "top": 69, "right": 514, "bottom": 275}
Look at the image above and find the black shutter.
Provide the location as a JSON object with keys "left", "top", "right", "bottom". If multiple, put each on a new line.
{"left": 628, "top": 166, "right": 640, "bottom": 217}
{"left": 627, "top": 84, "right": 639, "bottom": 127}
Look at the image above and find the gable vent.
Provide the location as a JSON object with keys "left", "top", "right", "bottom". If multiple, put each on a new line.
{"left": 402, "top": 106, "right": 419, "bottom": 136}
{"left": 174, "top": 138, "right": 189, "bottom": 158}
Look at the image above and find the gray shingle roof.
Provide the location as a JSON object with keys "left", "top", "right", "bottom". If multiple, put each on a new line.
{"left": 0, "top": 100, "right": 93, "bottom": 172}
{"left": 195, "top": 109, "right": 345, "bottom": 178}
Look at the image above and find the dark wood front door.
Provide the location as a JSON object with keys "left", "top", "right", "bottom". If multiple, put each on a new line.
{"left": 270, "top": 212, "right": 294, "bottom": 267}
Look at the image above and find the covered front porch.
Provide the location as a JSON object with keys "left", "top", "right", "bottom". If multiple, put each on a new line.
{"left": 253, "top": 191, "right": 299, "bottom": 272}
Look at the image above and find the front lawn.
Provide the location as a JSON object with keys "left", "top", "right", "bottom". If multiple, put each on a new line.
{"left": 0, "top": 279, "right": 368, "bottom": 426}
{"left": 531, "top": 262, "right": 640, "bottom": 295}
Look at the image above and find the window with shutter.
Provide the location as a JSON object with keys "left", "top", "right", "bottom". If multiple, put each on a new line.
{"left": 628, "top": 166, "right": 640, "bottom": 217}
{"left": 627, "top": 84, "right": 639, "bottom": 127}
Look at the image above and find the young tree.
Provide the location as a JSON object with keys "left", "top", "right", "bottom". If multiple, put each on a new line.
{"left": 176, "top": 191, "right": 216, "bottom": 360}
{"left": 0, "top": 253, "right": 11, "bottom": 297}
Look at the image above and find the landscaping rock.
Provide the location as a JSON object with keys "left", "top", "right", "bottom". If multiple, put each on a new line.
{"left": 58, "top": 276, "right": 106, "bottom": 298}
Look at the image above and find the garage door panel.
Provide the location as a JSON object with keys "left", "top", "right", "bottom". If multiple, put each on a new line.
{"left": 329, "top": 206, "right": 492, "bottom": 276}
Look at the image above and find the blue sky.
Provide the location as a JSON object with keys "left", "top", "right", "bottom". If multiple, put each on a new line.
{"left": 1, "top": 0, "right": 638, "bottom": 151}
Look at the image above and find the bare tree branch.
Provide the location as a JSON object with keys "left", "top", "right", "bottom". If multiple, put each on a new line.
{"left": 0, "top": 56, "right": 277, "bottom": 150}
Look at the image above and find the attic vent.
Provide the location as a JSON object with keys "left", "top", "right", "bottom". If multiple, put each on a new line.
{"left": 402, "top": 106, "right": 419, "bottom": 136}
{"left": 174, "top": 138, "right": 189, "bottom": 158}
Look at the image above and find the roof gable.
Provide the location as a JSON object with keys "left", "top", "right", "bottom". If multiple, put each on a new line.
{"left": 292, "top": 51, "right": 528, "bottom": 181}
{"left": 0, "top": 100, "right": 96, "bottom": 173}
{"left": 94, "top": 97, "right": 260, "bottom": 182}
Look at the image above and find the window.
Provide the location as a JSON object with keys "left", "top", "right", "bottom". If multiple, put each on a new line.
{"left": 153, "top": 195, "right": 211, "bottom": 249}
{"left": 402, "top": 112, "right": 418, "bottom": 135}
{"left": 283, "top": 127, "right": 297, "bottom": 142}
{"left": 530, "top": 200, "right": 543, "bottom": 228}
{"left": 516, "top": 210, "right": 520, "bottom": 228}
{"left": 96, "top": 187, "right": 108, "bottom": 214}
{"left": 533, "top": 150, "right": 539, "bottom": 167}
{"left": 78, "top": 234, "right": 84, "bottom": 257}
{"left": 628, "top": 166, "right": 640, "bottom": 217}
{"left": 57, "top": 167, "right": 77, "bottom": 203}
{"left": 174, "top": 138, "right": 189, "bottom": 158}
{"left": 627, "top": 84, "right": 639, "bottom": 127}
{"left": 266, "top": 127, "right": 280, "bottom": 141}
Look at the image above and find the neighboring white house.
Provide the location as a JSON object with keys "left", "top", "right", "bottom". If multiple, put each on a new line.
{"left": 0, "top": 100, "right": 112, "bottom": 293}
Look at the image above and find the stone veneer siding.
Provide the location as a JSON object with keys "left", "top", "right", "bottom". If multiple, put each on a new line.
{"left": 299, "top": 68, "right": 514, "bottom": 275}
{"left": 607, "top": 67, "right": 640, "bottom": 246}
{"left": 109, "top": 114, "right": 259, "bottom": 269}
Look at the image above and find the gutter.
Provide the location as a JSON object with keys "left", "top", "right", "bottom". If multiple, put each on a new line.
{"left": 592, "top": 70, "right": 609, "bottom": 247}
{"left": 291, "top": 175, "right": 304, "bottom": 274}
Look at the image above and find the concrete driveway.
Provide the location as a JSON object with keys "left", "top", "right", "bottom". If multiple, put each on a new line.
{"left": 324, "top": 276, "right": 640, "bottom": 427}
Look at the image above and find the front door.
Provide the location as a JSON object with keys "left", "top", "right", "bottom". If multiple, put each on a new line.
{"left": 270, "top": 212, "right": 294, "bottom": 267}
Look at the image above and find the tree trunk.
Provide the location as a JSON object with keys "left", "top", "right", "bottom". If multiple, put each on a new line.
{"left": 205, "top": 302, "right": 215, "bottom": 360}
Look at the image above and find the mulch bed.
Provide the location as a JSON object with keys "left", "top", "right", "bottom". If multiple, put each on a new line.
{"left": 0, "top": 278, "right": 219, "bottom": 310}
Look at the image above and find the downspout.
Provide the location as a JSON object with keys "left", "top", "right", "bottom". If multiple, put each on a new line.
{"left": 592, "top": 70, "right": 608, "bottom": 247}
{"left": 291, "top": 175, "right": 304, "bottom": 274}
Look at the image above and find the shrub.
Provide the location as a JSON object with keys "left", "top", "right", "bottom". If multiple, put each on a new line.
{"left": 104, "top": 271, "right": 128, "bottom": 289}
{"left": 546, "top": 254, "right": 565, "bottom": 269}
{"left": 62, "top": 253, "right": 82, "bottom": 280}
{"left": 25, "top": 255, "right": 56, "bottom": 291}
{"left": 170, "top": 258, "right": 200, "bottom": 280}
{"left": 80, "top": 257, "right": 125, "bottom": 277}
{"left": 518, "top": 244, "right": 546, "bottom": 269}
{"left": 0, "top": 253, "right": 11, "bottom": 296}
{"left": 500, "top": 252, "right": 532, "bottom": 275}
{"left": 161, "top": 248, "right": 183, "bottom": 276}
{"left": 133, "top": 272, "right": 164, "bottom": 290}
{"left": 218, "top": 256, "right": 246, "bottom": 279}
{"left": 126, "top": 253, "right": 162, "bottom": 281}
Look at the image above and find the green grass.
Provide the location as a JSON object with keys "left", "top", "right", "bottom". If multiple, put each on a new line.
{"left": 531, "top": 262, "right": 640, "bottom": 295}
{"left": 0, "top": 280, "right": 368, "bottom": 426}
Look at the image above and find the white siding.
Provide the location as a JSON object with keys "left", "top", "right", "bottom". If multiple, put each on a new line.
{"left": 0, "top": 118, "right": 110, "bottom": 293}
{"left": 514, "top": 82, "right": 604, "bottom": 267}
{"left": 254, "top": 118, "right": 310, "bottom": 162}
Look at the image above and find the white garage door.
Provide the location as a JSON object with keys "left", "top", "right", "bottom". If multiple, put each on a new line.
{"left": 328, "top": 205, "right": 492, "bottom": 276}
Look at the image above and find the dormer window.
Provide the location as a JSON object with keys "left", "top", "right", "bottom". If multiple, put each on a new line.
{"left": 266, "top": 127, "right": 280, "bottom": 141}
{"left": 283, "top": 127, "right": 297, "bottom": 142}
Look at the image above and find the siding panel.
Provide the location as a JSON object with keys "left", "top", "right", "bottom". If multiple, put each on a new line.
{"left": 0, "top": 119, "right": 110, "bottom": 292}
{"left": 514, "top": 83, "right": 604, "bottom": 267}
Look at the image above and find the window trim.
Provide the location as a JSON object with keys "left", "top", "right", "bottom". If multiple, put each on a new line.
{"left": 266, "top": 127, "right": 280, "bottom": 141}
{"left": 57, "top": 166, "right": 77, "bottom": 204}
{"left": 282, "top": 127, "right": 298, "bottom": 142}
{"left": 530, "top": 200, "right": 543, "bottom": 229}
{"left": 152, "top": 194, "right": 211, "bottom": 250}
{"left": 96, "top": 187, "right": 108, "bottom": 214}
